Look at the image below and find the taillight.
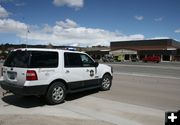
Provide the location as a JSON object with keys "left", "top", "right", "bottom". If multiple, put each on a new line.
{"left": 26, "top": 70, "right": 38, "bottom": 81}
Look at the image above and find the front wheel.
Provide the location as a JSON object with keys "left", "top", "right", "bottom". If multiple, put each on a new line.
{"left": 45, "top": 82, "right": 66, "bottom": 105}
{"left": 100, "top": 74, "right": 112, "bottom": 91}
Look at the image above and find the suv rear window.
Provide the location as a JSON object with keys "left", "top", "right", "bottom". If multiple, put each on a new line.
{"left": 4, "top": 50, "right": 58, "bottom": 68}
{"left": 4, "top": 50, "right": 30, "bottom": 68}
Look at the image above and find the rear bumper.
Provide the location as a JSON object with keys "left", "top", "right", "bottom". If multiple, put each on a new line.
{"left": 0, "top": 81, "right": 48, "bottom": 96}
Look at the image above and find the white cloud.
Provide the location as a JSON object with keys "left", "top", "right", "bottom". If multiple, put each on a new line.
{"left": 154, "top": 17, "right": 163, "bottom": 22}
{"left": 42, "top": 24, "right": 53, "bottom": 33}
{"left": 134, "top": 15, "right": 144, "bottom": 21}
{"left": 56, "top": 19, "right": 78, "bottom": 28}
{"left": 175, "top": 29, "right": 180, "bottom": 33}
{"left": 53, "top": 0, "right": 84, "bottom": 8}
{"left": 0, "top": 18, "right": 145, "bottom": 46}
{"left": 23, "top": 19, "right": 144, "bottom": 46}
{"left": 149, "top": 37, "right": 170, "bottom": 40}
{"left": 0, "top": 5, "right": 9, "bottom": 18}
{"left": 0, "top": 18, "right": 27, "bottom": 33}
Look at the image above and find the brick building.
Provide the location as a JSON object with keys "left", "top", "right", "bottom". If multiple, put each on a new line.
{"left": 111, "top": 39, "right": 180, "bottom": 61}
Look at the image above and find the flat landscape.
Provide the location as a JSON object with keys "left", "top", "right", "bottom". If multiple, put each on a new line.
{"left": 0, "top": 62, "right": 180, "bottom": 125}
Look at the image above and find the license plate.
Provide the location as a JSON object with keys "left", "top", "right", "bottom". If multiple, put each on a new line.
{"left": 7, "top": 71, "right": 17, "bottom": 80}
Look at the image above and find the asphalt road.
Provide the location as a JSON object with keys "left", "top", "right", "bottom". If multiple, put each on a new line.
{"left": 106, "top": 62, "right": 180, "bottom": 78}
{"left": 0, "top": 62, "right": 180, "bottom": 125}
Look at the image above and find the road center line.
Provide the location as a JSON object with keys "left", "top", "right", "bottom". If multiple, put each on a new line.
{"left": 114, "top": 72, "right": 180, "bottom": 80}
{"left": 110, "top": 64, "right": 180, "bottom": 70}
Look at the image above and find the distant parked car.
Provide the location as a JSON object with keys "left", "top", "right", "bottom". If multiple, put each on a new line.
{"left": 143, "top": 56, "right": 160, "bottom": 63}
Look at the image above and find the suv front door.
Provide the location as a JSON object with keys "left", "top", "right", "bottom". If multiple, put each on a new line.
{"left": 80, "top": 54, "right": 99, "bottom": 88}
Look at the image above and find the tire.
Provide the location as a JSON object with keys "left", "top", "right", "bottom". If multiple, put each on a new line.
{"left": 100, "top": 74, "right": 112, "bottom": 91}
{"left": 45, "top": 82, "right": 66, "bottom": 105}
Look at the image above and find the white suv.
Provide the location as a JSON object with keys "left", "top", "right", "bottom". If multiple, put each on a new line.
{"left": 1, "top": 48, "right": 113, "bottom": 104}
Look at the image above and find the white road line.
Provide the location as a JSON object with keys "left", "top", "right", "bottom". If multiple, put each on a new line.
{"left": 62, "top": 105, "right": 141, "bottom": 125}
{"left": 110, "top": 64, "right": 180, "bottom": 70}
{"left": 61, "top": 96, "right": 164, "bottom": 125}
{"left": 0, "top": 105, "right": 93, "bottom": 120}
{"left": 114, "top": 72, "right": 180, "bottom": 80}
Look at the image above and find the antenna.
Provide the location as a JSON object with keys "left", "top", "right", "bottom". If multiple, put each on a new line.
{"left": 26, "top": 26, "right": 30, "bottom": 48}
{"left": 22, "top": 16, "right": 30, "bottom": 48}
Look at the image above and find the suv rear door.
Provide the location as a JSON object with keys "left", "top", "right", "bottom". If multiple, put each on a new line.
{"left": 29, "top": 51, "right": 58, "bottom": 86}
{"left": 3, "top": 50, "right": 59, "bottom": 86}
{"left": 3, "top": 50, "right": 30, "bottom": 86}
{"left": 64, "top": 52, "right": 85, "bottom": 90}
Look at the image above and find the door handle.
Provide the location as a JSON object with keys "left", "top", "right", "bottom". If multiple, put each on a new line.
{"left": 65, "top": 70, "right": 70, "bottom": 73}
{"left": 86, "top": 69, "right": 89, "bottom": 72}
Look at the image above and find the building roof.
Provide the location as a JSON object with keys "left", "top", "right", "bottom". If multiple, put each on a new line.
{"left": 111, "top": 39, "right": 180, "bottom": 51}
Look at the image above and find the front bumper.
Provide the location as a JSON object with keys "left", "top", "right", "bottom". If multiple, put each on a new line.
{"left": 0, "top": 81, "right": 48, "bottom": 96}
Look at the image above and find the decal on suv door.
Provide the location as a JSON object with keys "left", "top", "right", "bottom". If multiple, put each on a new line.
{"left": 90, "top": 70, "right": 94, "bottom": 77}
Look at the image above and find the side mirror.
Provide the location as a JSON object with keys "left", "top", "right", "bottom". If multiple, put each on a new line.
{"left": 94, "top": 62, "right": 99, "bottom": 67}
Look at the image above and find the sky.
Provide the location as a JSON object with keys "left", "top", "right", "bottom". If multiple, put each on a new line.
{"left": 0, "top": 0, "right": 180, "bottom": 46}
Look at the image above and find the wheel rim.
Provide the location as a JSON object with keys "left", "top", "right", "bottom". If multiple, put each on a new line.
{"left": 52, "top": 86, "right": 64, "bottom": 101}
{"left": 102, "top": 77, "right": 111, "bottom": 89}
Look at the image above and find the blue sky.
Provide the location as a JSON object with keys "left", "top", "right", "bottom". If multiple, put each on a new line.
{"left": 0, "top": 0, "right": 180, "bottom": 46}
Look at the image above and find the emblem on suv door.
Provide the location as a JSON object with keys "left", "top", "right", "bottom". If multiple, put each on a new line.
{"left": 90, "top": 70, "right": 94, "bottom": 77}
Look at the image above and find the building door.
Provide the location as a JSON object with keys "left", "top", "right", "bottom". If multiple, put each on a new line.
{"left": 125, "top": 54, "right": 130, "bottom": 60}
{"left": 139, "top": 55, "right": 145, "bottom": 60}
{"left": 162, "top": 55, "right": 170, "bottom": 61}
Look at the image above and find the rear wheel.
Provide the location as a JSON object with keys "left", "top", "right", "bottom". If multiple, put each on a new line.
{"left": 100, "top": 74, "right": 112, "bottom": 91}
{"left": 45, "top": 82, "right": 66, "bottom": 105}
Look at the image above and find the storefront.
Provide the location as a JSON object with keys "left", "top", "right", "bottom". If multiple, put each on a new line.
{"left": 110, "top": 49, "right": 137, "bottom": 61}
{"left": 110, "top": 39, "right": 180, "bottom": 61}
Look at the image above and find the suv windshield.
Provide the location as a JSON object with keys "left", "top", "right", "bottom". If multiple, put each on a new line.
{"left": 4, "top": 50, "right": 58, "bottom": 68}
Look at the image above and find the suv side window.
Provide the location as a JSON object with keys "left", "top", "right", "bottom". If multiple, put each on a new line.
{"left": 80, "top": 54, "right": 94, "bottom": 67}
{"left": 30, "top": 51, "right": 58, "bottom": 68}
{"left": 64, "top": 52, "right": 82, "bottom": 67}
